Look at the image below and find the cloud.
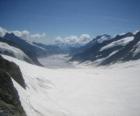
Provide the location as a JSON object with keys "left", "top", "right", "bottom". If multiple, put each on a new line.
{"left": 30, "top": 33, "right": 46, "bottom": 40}
{"left": 54, "top": 34, "right": 92, "bottom": 45}
{"left": 0, "top": 27, "right": 92, "bottom": 45}
{"left": 0, "top": 27, "right": 47, "bottom": 42}
{"left": 79, "top": 34, "right": 91, "bottom": 44}
{"left": 0, "top": 27, "right": 7, "bottom": 37}
{"left": 11, "top": 30, "right": 47, "bottom": 42}
{"left": 12, "top": 30, "right": 30, "bottom": 40}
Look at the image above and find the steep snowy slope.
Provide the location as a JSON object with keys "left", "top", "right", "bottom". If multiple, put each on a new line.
{"left": 3, "top": 55, "right": 140, "bottom": 116}
{"left": 100, "top": 36, "right": 134, "bottom": 51}
{"left": 0, "top": 33, "right": 46, "bottom": 65}
{"left": 0, "top": 41, "right": 32, "bottom": 63}
{"left": 0, "top": 55, "right": 26, "bottom": 116}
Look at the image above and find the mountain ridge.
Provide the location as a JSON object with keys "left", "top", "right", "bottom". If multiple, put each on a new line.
{"left": 70, "top": 31, "right": 140, "bottom": 65}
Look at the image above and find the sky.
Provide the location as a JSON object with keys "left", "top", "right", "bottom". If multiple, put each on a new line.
{"left": 0, "top": 0, "right": 140, "bottom": 42}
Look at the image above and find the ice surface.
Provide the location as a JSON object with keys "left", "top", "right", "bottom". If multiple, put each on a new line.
{"left": 3, "top": 55, "right": 140, "bottom": 116}
{"left": 38, "top": 54, "right": 74, "bottom": 68}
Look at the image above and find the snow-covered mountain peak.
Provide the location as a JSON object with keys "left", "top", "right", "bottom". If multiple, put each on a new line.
{"left": 133, "top": 30, "right": 140, "bottom": 35}
{"left": 96, "top": 34, "right": 112, "bottom": 43}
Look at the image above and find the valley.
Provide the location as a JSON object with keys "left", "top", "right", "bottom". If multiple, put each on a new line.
{"left": 3, "top": 55, "right": 140, "bottom": 116}
{"left": 0, "top": 28, "right": 140, "bottom": 116}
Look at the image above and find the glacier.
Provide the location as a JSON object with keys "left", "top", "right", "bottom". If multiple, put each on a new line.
{"left": 2, "top": 54, "right": 140, "bottom": 116}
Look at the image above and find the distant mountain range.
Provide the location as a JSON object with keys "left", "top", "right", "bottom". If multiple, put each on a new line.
{"left": 0, "top": 30, "right": 140, "bottom": 66}
{"left": 70, "top": 31, "right": 140, "bottom": 65}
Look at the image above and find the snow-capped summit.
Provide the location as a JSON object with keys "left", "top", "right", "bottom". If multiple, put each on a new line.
{"left": 71, "top": 31, "right": 140, "bottom": 65}
{"left": 96, "top": 34, "right": 112, "bottom": 43}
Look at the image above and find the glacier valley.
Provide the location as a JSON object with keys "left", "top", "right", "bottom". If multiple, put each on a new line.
{"left": 2, "top": 54, "right": 140, "bottom": 116}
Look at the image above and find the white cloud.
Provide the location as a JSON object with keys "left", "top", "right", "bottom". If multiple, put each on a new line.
{"left": 12, "top": 30, "right": 30, "bottom": 40}
{"left": 54, "top": 34, "right": 92, "bottom": 45}
{"left": 11, "top": 30, "right": 47, "bottom": 42}
{"left": 0, "top": 27, "right": 92, "bottom": 45}
{"left": 0, "top": 27, "right": 48, "bottom": 42}
{"left": 0, "top": 27, "right": 7, "bottom": 37}
{"left": 30, "top": 33, "right": 46, "bottom": 40}
{"left": 54, "top": 36, "right": 63, "bottom": 43}
{"left": 79, "top": 34, "right": 91, "bottom": 43}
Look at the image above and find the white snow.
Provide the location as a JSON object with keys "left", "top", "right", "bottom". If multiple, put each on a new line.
{"left": 2, "top": 55, "right": 140, "bottom": 116}
{"left": 133, "top": 41, "right": 140, "bottom": 56}
{"left": 133, "top": 30, "right": 140, "bottom": 35}
{"left": 97, "top": 35, "right": 111, "bottom": 43}
{"left": 107, "top": 50, "right": 118, "bottom": 57}
{"left": 94, "top": 50, "right": 118, "bottom": 64}
{"left": 0, "top": 42, "right": 30, "bottom": 60}
{"left": 100, "top": 36, "right": 134, "bottom": 51}
{"left": 27, "top": 41, "right": 46, "bottom": 50}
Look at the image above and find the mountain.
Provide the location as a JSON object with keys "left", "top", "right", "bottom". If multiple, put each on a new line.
{"left": 0, "top": 33, "right": 46, "bottom": 65}
{"left": 1, "top": 30, "right": 140, "bottom": 66}
{"left": 0, "top": 33, "right": 76, "bottom": 66}
{"left": 0, "top": 41, "right": 33, "bottom": 63}
{"left": 1, "top": 29, "right": 140, "bottom": 116}
{"left": 0, "top": 55, "right": 26, "bottom": 116}
{"left": 33, "top": 42, "right": 66, "bottom": 55}
{"left": 70, "top": 31, "right": 140, "bottom": 65}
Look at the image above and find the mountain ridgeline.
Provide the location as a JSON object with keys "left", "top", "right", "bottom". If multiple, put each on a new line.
{"left": 1, "top": 33, "right": 45, "bottom": 66}
{"left": 0, "top": 33, "right": 66, "bottom": 66}
{"left": 70, "top": 31, "right": 140, "bottom": 65}
{"left": 0, "top": 31, "right": 140, "bottom": 66}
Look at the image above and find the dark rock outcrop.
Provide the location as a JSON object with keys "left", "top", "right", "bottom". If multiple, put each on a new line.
{"left": 0, "top": 55, "right": 26, "bottom": 116}
{"left": 0, "top": 55, "right": 26, "bottom": 88}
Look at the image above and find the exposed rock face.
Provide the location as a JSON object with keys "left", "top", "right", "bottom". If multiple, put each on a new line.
{"left": 0, "top": 55, "right": 26, "bottom": 88}
{"left": 0, "top": 55, "right": 26, "bottom": 116}
{"left": 71, "top": 31, "right": 140, "bottom": 65}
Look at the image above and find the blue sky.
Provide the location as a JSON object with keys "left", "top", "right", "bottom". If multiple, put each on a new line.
{"left": 0, "top": 0, "right": 140, "bottom": 40}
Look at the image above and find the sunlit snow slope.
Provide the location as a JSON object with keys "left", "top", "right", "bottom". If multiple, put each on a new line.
{"left": 3, "top": 55, "right": 140, "bottom": 116}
